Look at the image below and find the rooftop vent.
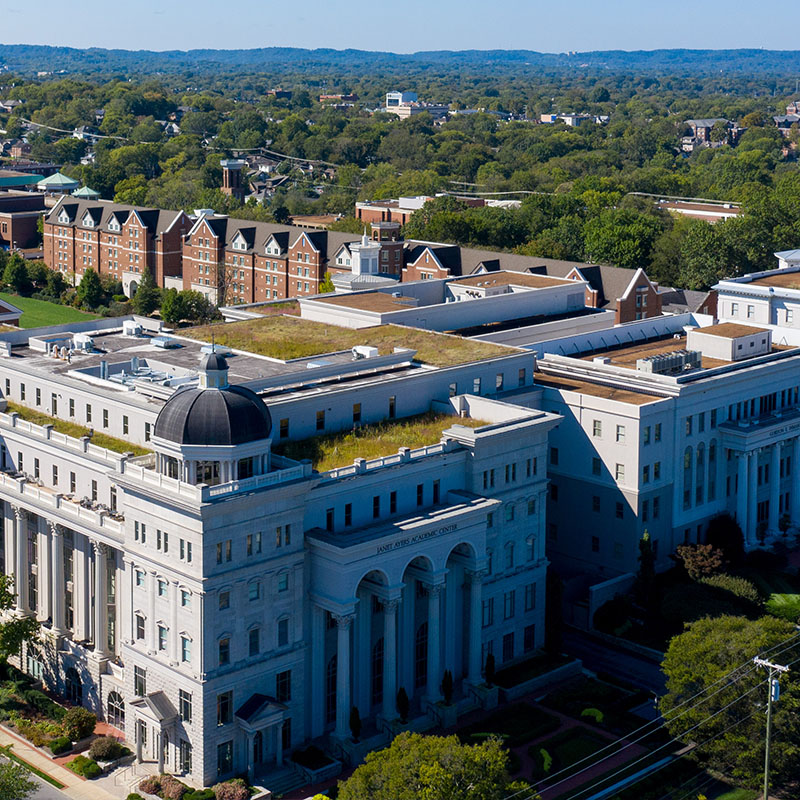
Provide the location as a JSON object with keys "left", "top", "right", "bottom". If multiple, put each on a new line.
{"left": 636, "top": 349, "right": 701, "bottom": 375}
{"left": 352, "top": 345, "right": 379, "bottom": 360}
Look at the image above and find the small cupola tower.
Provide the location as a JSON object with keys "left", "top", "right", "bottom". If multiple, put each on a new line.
{"left": 198, "top": 351, "right": 229, "bottom": 389}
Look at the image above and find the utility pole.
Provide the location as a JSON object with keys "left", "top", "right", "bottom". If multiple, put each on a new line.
{"left": 753, "top": 657, "right": 789, "bottom": 800}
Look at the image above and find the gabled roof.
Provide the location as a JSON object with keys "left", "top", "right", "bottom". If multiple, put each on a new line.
{"left": 235, "top": 693, "right": 286, "bottom": 724}
{"left": 37, "top": 171, "right": 79, "bottom": 188}
{"left": 129, "top": 691, "right": 177, "bottom": 723}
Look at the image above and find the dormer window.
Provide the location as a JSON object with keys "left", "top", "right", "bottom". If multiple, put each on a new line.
{"left": 109, "top": 219, "right": 119, "bottom": 232}
{"left": 82, "top": 213, "right": 94, "bottom": 228}
{"left": 58, "top": 211, "right": 69, "bottom": 224}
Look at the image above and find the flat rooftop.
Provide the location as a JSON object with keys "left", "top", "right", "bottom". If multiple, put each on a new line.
{"left": 694, "top": 323, "right": 769, "bottom": 339}
{"left": 449, "top": 272, "right": 574, "bottom": 290}
{"left": 273, "top": 411, "right": 486, "bottom": 471}
{"left": 312, "top": 293, "right": 418, "bottom": 313}
{"left": 183, "top": 316, "right": 519, "bottom": 368}
{"left": 579, "top": 335, "right": 731, "bottom": 370}
{"left": 534, "top": 373, "right": 661, "bottom": 405}
{"left": 746, "top": 272, "right": 800, "bottom": 290}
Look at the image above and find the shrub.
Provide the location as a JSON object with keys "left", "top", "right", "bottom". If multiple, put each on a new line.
{"left": 67, "top": 755, "right": 101, "bottom": 778}
{"left": 184, "top": 791, "right": 215, "bottom": 800}
{"left": 139, "top": 776, "right": 162, "bottom": 795}
{"left": 705, "top": 513, "right": 745, "bottom": 565}
{"left": 212, "top": 780, "right": 250, "bottom": 800}
{"left": 700, "top": 574, "right": 763, "bottom": 606}
{"left": 49, "top": 736, "right": 72, "bottom": 755}
{"left": 675, "top": 543, "right": 726, "bottom": 580}
{"left": 20, "top": 688, "right": 65, "bottom": 720}
{"left": 89, "top": 736, "right": 125, "bottom": 761}
{"left": 62, "top": 706, "right": 97, "bottom": 741}
{"left": 128, "top": 795, "right": 145, "bottom": 800}
{"left": 540, "top": 748, "right": 552, "bottom": 773}
{"left": 160, "top": 774, "right": 189, "bottom": 800}
{"left": 581, "top": 708, "right": 604, "bottom": 723}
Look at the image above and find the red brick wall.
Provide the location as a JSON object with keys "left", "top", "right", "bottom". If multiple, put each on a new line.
{"left": 0, "top": 214, "right": 40, "bottom": 249}
{"left": 615, "top": 277, "right": 662, "bottom": 324}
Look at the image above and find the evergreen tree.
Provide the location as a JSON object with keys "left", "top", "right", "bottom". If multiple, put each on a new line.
{"left": 132, "top": 268, "right": 161, "bottom": 315}
{"left": 2, "top": 255, "right": 32, "bottom": 296}
{"left": 75, "top": 268, "right": 104, "bottom": 309}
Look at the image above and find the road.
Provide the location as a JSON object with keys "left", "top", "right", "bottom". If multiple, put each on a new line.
{"left": 563, "top": 628, "right": 667, "bottom": 695}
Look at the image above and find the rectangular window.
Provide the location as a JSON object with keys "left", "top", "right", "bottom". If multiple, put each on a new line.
{"left": 134, "top": 666, "right": 146, "bottom": 697}
{"left": 35, "top": 387, "right": 41, "bottom": 406}
{"left": 218, "top": 638, "right": 230, "bottom": 665}
{"left": 217, "top": 692, "right": 232, "bottom": 726}
{"left": 592, "top": 419, "right": 602, "bottom": 437}
{"left": 325, "top": 508, "right": 334, "bottom": 532}
{"left": 158, "top": 625, "right": 167, "bottom": 651}
{"left": 278, "top": 618, "right": 289, "bottom": 647}
{"left": 389, "top": 490, "right": 397, "bottom": 514}
{"left": 103, "top": 409, "right": 109, "bottom": 428}
{"left": 279, "top": 418, "right": 289, "bottom": 438}
{"left": 685, "top": 416, "right": 692, "bottom": 436}
{"left": 653, "top": 496, "right": 661, "bottom": 518}
{"left": 123, "top": 415, "right": 129, "bottom": 435}
{"left": 655, "top": 423, "right": 662, "bottom": 442}
{"left": 503, "top": 590, "right": 516, "bottom": 620}
{"left": 615, "top": 463, "right": 625, "bottom": 481}
{"left": 373, "top": 496, "right": 380, "bottom": 519}
{"left": 278, "top": 573, "right": 289, "bottom": 592}
{"left": 219, "top": 591, "right": 230, "bottom": 610}
{"left": 86, "top": 404, "right": 92, "bottom": 423}
{"left": 248, "top": 582, "right": 260, "bottom": 601}
{"left": 473, "top": 377, "right": 481, "bottom": 394}
{"left": 481, "top": 598, "right": 494, "bottom": 627}
{"left": 496, "top": 373, "right": 504, "bottom": 391}
{"left": 432, "top": 480, "right": 440, "bottom": 504}
{"left": 643, "top": 465, "right": 650, "bottom": 484}
{"left": 643, "top": 426, "right": 650, "bottom": 445}
{"left": 69, "top": 398, "right": 75, "bottom": 417}
{"left": 518, "top": 368, "right": 526, "bottom": 387}
{"left": 135, "top": 615, "right": 145, "bottom": 640}
{"left": 344, "top": 503, "right": 352, "bottom": 527}
{"left": 352, "top": 403, "right": 361, "bottom": 423}
{"left": 276, "top": 670, "right": 292, "bottom": 702}
{"left": 654, "top": 462, "right": 661, "bottom": 480}
{"left": 616, "top": 425, "right": 625, "bottom": 443}
{"left": 249, "top": 628, "right": 260, "bottom": 657}
{"left": 316, "top": 410, "right": 325, "bottom": 431}
{"left": 388, "top": 395, "right": 396, "bottom": 419}
{"left": 179, "top": 690, "right": 192, "bottom": 723}
{"left": 524, "top": 583, "right": 536, "bottom": 612}
{"left": 181, "top": 590, "right": 190, "bottom": 607}
{"left": 157, "top": 580, "right": 166, "bottom": 597}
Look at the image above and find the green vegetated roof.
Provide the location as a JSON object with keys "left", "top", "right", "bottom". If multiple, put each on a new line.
{"left": 183, "top": 315, "right": 518, "bottom": 368}
{"left": 273, "top": 411, "right": 487, "bottom": 471}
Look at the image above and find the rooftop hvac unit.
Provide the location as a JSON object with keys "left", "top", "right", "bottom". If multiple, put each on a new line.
{"left": 72, "top": 333, "right": 93, "bottom": 351}
{"left": 636, "top": 349, "right": 701, "bottom": 375}
{"left": 352, "top": 345, "right": 379, "bottom": 360}
{"left": 123, "top": 320, "right": 143, "bottom": 337}
{"left": 593, "top": 356, "right": 611, "bottom": 365}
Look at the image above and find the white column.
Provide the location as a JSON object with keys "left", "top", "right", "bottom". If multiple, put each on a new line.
{"left": 4, "top": 505, "right": 15, "bottom": 581}
{"left": 334, "top": 613, "right": 353, "bottom": 740}
{"left": 794, "top": 438, "right": 800, "bottom": 524}
{"left": 770, "top": 444, "right": 781, "bottom": 535}
{"left": 275, "top": 723, "right": 283, "bottom": 766}
{"left": 50, "top": 524, "right": 66, "bottom": 636}
{"left": 246, "top": 732, "right": 255, "bottom": 784}
{"left": 13, "top": 507, "right": 27, "bottom": 613}
{"left": 36, "top": 520, "right": 50, "bottom": 623}
{"left": 157, "top": 732, "right": 164, "bottom": 773}
{"left": 736, "top": 452, "right": 748, "bottom": 532}
{"left": 748, "top": 449, "right": 759, "bottom": 545}
{"left": 466, "top": 570, "right": 484, "bottom": 684}
{"left": 94, "top": 542, "right": 110, "bottom": 659}
{"left": 426, "top": 584, "right": 443, "bottom": 702}
{"left": 401, "top": 582, "right": 414, "bottom": 694}
{"left": 356, "top": 590, "right": 371, "bottom": 714}
{"left": 73, "top": 535, "right": 90, "bottom": 641}
{"left": 310, "top": 605, "right": 325, "bottom": 739}
{"left": 382, "top": 598, "right": 399, "bottom": 721}
{"left": 444, "top": 568, "right": 457, "bottom": 677}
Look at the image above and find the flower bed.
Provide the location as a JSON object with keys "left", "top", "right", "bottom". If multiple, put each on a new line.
{"left": 139, "top": 775, "right": 253, "bottom": 800}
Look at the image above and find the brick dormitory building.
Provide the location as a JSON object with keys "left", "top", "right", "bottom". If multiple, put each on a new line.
{"left": 41, "top": 196, "right": 716, "bottom": 321}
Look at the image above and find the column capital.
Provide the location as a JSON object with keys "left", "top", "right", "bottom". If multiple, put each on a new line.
{"left": 427, "top": 584, "right": 444, "bottom": 599}
{"left": 465, "top": 568, "right": 487, "bottom": 584}
{"left": 93, "top": 541, "right": 111, "bottom": 558}
{"left": 12, "top": 505, "right": 29, "bottom": 522}
{"left": 333, "top": 613, "right": 355, "bottom": 630}
{"left": 383, "top": 598, "right": 401, "bottom": 614}
{"left": 48, "top": 521, "right": 67, "bottom": 538}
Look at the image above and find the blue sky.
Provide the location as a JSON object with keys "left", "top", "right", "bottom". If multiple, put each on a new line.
{"left": 3, "top": 0, "right": 800, "bottom": 53}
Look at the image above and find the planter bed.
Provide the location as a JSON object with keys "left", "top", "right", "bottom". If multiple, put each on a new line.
{"left": 457, "top": 702, "right": 560, "bottom": 748}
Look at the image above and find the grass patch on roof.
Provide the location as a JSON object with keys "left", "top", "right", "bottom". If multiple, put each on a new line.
{"left": 0, "top": 292, "right": 100, "bottom": 328}
{"left": 253, "top": 300, "right": 301, "bottom": 316}
{"left": 183, "top": 315, "right": 516, "bottom": 367}
{"left": 5, "top": 402, "right": 150, "bottom": 457}
{"left": 273, "top": 411, "right": 487, "bottom": 472}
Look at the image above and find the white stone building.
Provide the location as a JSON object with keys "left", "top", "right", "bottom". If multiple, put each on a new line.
{"left": 0, "top": 316, "right": 558, "bottom": 787}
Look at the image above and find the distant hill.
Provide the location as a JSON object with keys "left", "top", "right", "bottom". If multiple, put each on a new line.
{"left": 1, "top": 44, "right": 799, "bottom": 77}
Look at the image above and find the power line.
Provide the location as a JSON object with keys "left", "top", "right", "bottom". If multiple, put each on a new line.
{"left": 500, "top": 632, "right": 800, "bottom": 800}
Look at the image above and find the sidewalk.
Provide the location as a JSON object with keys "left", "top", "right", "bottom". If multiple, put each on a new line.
{"left": 0, "top": 727, "right": 118, "bottom": 800}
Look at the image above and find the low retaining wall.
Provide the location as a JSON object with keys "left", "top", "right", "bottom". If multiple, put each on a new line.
{"left": 499, "top": 658, "right": 583, "bottom": 702}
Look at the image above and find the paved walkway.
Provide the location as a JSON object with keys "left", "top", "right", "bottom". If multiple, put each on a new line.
{"left": 0, "top": 727, "right": 118, "bottom": 800}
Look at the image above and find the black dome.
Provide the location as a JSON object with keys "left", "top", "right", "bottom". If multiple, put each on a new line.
{"left": 154, "top": 385, "right": 271, "bottom": 446}
{"left": 200, "top": 351, "right": 228, "bottom": 371}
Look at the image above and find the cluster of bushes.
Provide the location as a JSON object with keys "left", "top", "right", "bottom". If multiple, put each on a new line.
{"left": 67, "top": 754, "right": 102, "bottom": 779}
{"left": 88, "top": 735, "right": 131, "bottom": 762}
{"left": 139, "top": 776, "right": 248, "bottom": 800}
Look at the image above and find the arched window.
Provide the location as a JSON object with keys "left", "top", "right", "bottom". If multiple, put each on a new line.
{"left": 371, "top": 638, "right": 384, "bottom": 707}
{"left": 683, "top": 447, "right": 693, "bottom": 510}
{"left": 107, "top": 691, "right": 125, "bottom": 731}
{"left": 65, "top": 667, "right": 82, "bottom": 706}
{"left": 325, "top": 655, "right": 337, "bottom": 725}
{"left": 414, "top": 622, "right": 428, "bottom": 690}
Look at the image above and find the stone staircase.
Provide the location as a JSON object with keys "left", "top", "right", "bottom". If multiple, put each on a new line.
{"left": 259, "top": 764, "right": 306, "bottom": 797}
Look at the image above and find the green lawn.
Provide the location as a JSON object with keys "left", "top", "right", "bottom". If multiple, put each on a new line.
{"left": 0, "top": 292, "right": 100, "bottom": 328}
{"left": 714, "top": 790, "right": 758, "bottom": 800}
{"left": 745, "top": 569, "right": 800, "bottom": 622}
